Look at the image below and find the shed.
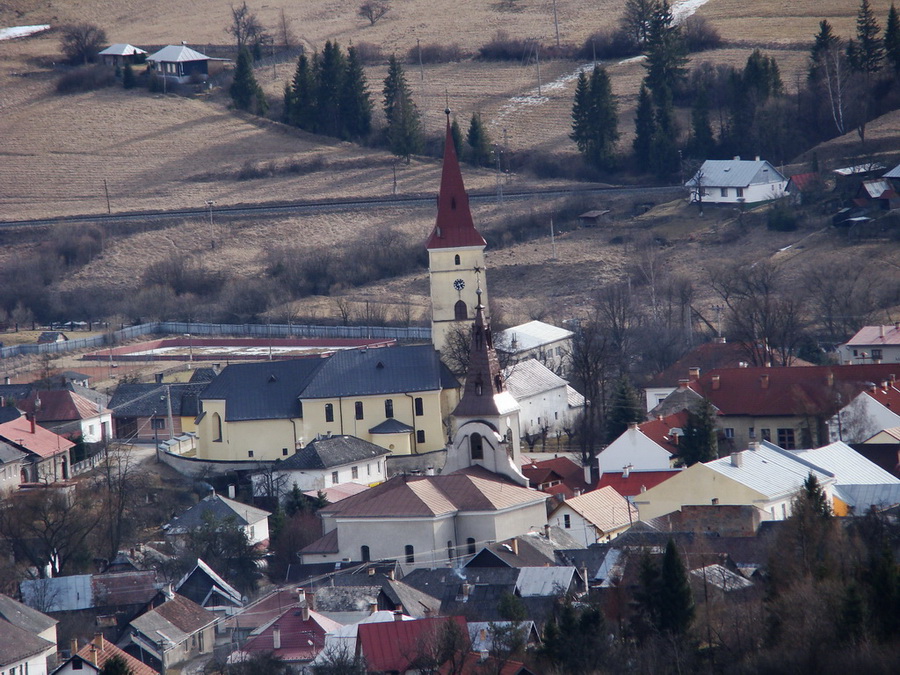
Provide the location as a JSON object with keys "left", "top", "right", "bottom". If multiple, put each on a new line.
{"left": 578, "top": 209, "right": 611, "bottom": 227}
{"left": 97, "top": 43, "right": 147, "bottom": 67}
{"left": 685, "top": 157, "right": 787, "bottom": 205}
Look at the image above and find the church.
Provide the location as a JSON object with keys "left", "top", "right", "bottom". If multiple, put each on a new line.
{"left": 298, "top": 114, "right": 549, "bottom": 565}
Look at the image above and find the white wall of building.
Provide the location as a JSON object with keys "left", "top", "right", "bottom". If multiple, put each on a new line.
{"left": 829, "top": 393, "right": 900, "bottom": 444}
{"left": 598, "top": 427, "right": 674, "bottom": 474}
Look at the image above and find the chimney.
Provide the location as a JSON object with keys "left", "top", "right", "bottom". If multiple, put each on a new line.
{"left": 227, "top": 484, "right": 236, "bottom": 499}
{"left": 163, "top": 583, "right": 174, "bottom": 600}
{"left": 273, "top": 625, "right": 281, "bottom": 649}
{"left": 27, "top": 413, "right": 35, "bottom": 434}
{"left": 387, "top": 568, "right": 395, "bottom": 581}
{"left": 368, "top": 567, "right": 376, "bottom": 576}
{"left": 369, "top": 602, "right": 378, "bottom": 614}
{"left": 155, "top": 373, "right": 163, "bottom": 384}
{"left": 510, "top": 538, "right": 519, "bottom": 556}
{"left": 734, "top": 155, "right": 741, "bottom": 160}
{"left": 760, "top": 374, "right": 769, "bottom": 389}
{"left": 574, "top": 488, "right": 583, "bottom": 497}
{"left": 425, "top": 467, "right": 435, "bottom": 476}
{"left": 622, "top": 464, "right": 632, "bottom": 479}
{"left": 712, "top": 375, "right": 720, "bottom": 390}
{"left": 301, "top": 604, "right": 310, "bottom": 621}
{"left": 3, "top": 376, "right": 9, "bottom": 385}
{"left": 628, "top": 422, "right": 640, "bottom": 431}
{"left": 881, "top": 325, "right": 886, "bottom": 338}
{"left": 543, "top": 523, "right": 551, "bottom": 538}
{"left": 714, "top": 336, "right": 726, "bottom": 344}
{"left": 748, "top": 441, "right": 759, "bottom": 451}
{"left": 394, "top": 608, "right": 404, "bottom": 621}
{"left": 304, "top": 590, "right": 316, "bottom": 611}
{"left": 678, "top": 378, "right": 690, "bottom": 389}
{"left": 70, "top": 639, "right": 78, "bottom": 655}
{"left": 95, "top": 634, "right": 104, "bottom": 650}
{"left": 826, "top": 372, "right": 834, "bottom": 387}
{"left": 731, "top": 451, "right": 743, "bottom": 468}
{"left": 688, "top": 367, "right": 700, "bottom": 381}
{"left": 581, "top": 564, "right": 589, "bottom": 591}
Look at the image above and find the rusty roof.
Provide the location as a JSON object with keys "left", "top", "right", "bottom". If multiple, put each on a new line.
{"left": 0, "top": 413, "right": 75, "bottom": 458}
{"left": 76, "top": 635, "right": 158, "bottom": 675}
{"left": 358, "top": 616, "right": 467, "bottom": 672}
{"left": 18, "top": 389, "right": 110, "bottom": 423}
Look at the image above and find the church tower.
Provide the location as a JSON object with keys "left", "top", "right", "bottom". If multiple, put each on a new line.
{"left": 426, "top": 111, "right": 489, "bottom": 355}
{"left": 442, "top": 287, "right": 527, "bottom": 486}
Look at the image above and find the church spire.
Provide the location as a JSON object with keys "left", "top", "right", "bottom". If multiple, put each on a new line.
{"left": 453, "top": 285, "right": 505, "bottom": 417}
{"left": 425, "top": 112, "right": 487, "bottom": 250}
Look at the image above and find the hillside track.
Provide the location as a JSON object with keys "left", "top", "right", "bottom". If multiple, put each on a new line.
{"left": 0, "top": 185, "right": 682, "bottom": 229}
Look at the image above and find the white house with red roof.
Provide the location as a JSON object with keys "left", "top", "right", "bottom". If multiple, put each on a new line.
{"left": 0, "top": 411, "right": 75, "bottom": 483}
{"left": 828, "top": 380, "right": 900, "bottom": 443}
{"left": 231, "top": 603, "right": 341, "bottom": 668}
{"left": 598, "top": 412, "right": 687, "bottom": 474}
{"left": 839, "top": 323, "right": 900, "bottom": 364}
{"left": 18, "top": 389, "right": 112, "bottom": 443}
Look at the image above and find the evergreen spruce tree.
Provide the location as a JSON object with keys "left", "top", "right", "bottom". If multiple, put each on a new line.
{"left": 316, "top": 40, "right": 347, "bottom": 137}
{"left": 885, "top": 4, "right": 900, "bottom": 73}
{"left": 605, "top": 376, "right": 644, "bottom": 441}
{"left": 122, "top": 62, "right": 135, "bottom": 89}
{"left": 383, "top": 55, "right": 421, "bottom": 162}
{"left": 230, "top": 47, "right": 266, "bottom": 114}
{"left": 678, "top": 398, "right": 718, "bottom": 466}
{"left": 282, "top": 81, "right": 295, "bottom": 123}
{"left": 809, "top": 19, "right": 840, "bottom": 83}
{"left": 658, "top": 539, "right": 695, "bottom": 636}
{"left": 643, "top": 0, "right": 687, "bottom": 104}
{"left": 467, "top": 112, "right": 492, "bottom": 166}
{"left": 802, "top": 473, "right": 832, "bottom": 518}
{"left": 687, "top": 90, "right": 715, "bottom": 158}
{"left": 849, "top": 0, "right": 884, "bottom": 73}
{"left": 289, "top": 52, "right": 318, "bottom": 131}
{"left": 540, "top": 601, "right": 610, "bottom": 675}
{"left": 633, "top": 84, "right": 656, "bottom": 172}
{"left": 99, "top": 655, "right": 132, "bottom": 675}
{"left": 570, "top": 64, "right": 619, "bottom": 170}
{"left": 450, "top": 116, "right": 463, "bottom": 156}
{"left": 650, "top": 85, "right": 679, "bottom": 178}
{"left": 570, "top": 70, "right": 591, "bottom": 155}
{"left": 340, "top": 45, "right": 372, "bottom": 140}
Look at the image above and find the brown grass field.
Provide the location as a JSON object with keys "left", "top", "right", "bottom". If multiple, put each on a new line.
{"left": 2, "top": 0, "right": 900, "bottom": 331}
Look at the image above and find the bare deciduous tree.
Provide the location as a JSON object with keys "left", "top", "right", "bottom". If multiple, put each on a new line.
{"left": 358, "top": 0, "right": 391, "bottom": 25}
{"left": 60, "top": 23, "right": 107, "bottom": 65}
{"left": 226, "top": 2, "right": 270, "bottom": 52}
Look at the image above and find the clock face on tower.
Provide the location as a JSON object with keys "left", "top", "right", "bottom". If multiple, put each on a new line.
{"left": 453, "top": 278, "right": 466, "bottom": 291}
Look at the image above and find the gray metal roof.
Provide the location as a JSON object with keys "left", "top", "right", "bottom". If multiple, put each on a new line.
{"left": 0, "top": 440, "right": 25, "bottom": 465}
{"left": 793, "top": 441, "right": 900, "bottom": 486}
{"left": 497, "top": 321, "right": 573, "bottom": 354}
{"left": 146, "top": 45, "right": 209, "bottom": 63}
{"left": 98, "top": 43, "right": 147, "bottom": 56}
{"left": 302, "top": 345, "right": 457, "bottom": 398}
{"left": 0, "top": 594, "right": 57, "bottom": 634}
{"left": 165, "top": 493, "right": 270, "bottom": 534}
{"left": 515, "top": 566, "right": 576, "bottom": 597}
{"left": 833, "top": 483, "right": 900, "bottom": 511}
{"left": 20, "top": 575, "right": 93, "bottom": 612}
{"left": 504, "top": 359, "right": 567, "bottom": 400}
{"left": 278, "top": 435, "right": 389, "bottom": 471}
{"left": 369, "top": 418, "right": 414, "bottom": 434}
{"left": 109, "top": 382, "right": 207, "bottom": 418}
{"left": 687, "top": 159, "right": 786, "bottom": 188}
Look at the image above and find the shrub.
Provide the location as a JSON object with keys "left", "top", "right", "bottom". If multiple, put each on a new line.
{"left": 478, "top": 31, "right": 532, "bottom": 60}
{"left": 578, "top": 28, "right": 640, "bottom": 60}
{"left": 56, "top": 65, "right": 116, "bottom": 94}
{"left": 60, "top": 23, "right": 107, "bottom": 65}
{"left": 767, "top": 200, "right": 799, "bottom": 231}
{"left": 682, "top": 16, "right": 722, "bottom": 53}
{"left": 353, "top": 41, "right": 384, "bottom": 64}
{"left": 407, "top": 42, "right": 466, "bottom": 64}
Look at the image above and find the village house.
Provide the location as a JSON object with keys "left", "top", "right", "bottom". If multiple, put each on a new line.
{"left": 496, "top": 320, "right": 574, "bottom": 373}
{"left": 838, "top": 323, "right": 900, "bottom": 364}
{"left": 503, "top": 359, "right": 583, "bottom": 440}
{"left": 145, "top": 45, "right": 212, "bottom": 84}
{"left": 96, "top": 43, "right": 147, "bottom": 68}
{"left": 0, "top": 410, "right": 74, "bottom": 483}
{"left": 165, "top": 492, "right": 271, "bottom": 547}
{"left": 53, "top": 635, "right": 157, "bottom": 675}
{"left": 17, "top": 389, "right": 112, "bottom": 444}
{"left": 686, "top": 157, "right": 788, "bottom": 205}
{"left": 127, "top": 592, "right": 216, "bottom": 671}
{"left": 598, "top": 412, "right": 687, "bottom": 474}
{"left": 0, "top": 594, "right": 58, "bottom": 675}
{"left": 548, "top": 486, "right": 638, "bottom": 545}
{"left": 0, "top": 441, "right": 26, "bottom": 494}
{"left": 250, "top": 434, "right": 389, "bottom": 499}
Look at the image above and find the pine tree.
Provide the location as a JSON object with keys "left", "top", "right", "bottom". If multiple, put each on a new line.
{"left": 802, "top": 473, "right": 832, "bottom": 518}
{"left": 450, "top": 116, "right": 463, "bottom": 156}
{"left": 849, "top": 0, "right": 884, "bottom": 73}
{"left": 467, "top": 112, "right": 492, "bottom": 166}
{"left": 886, "top": 4, "right": 900, "bottom": 73}
{"left": 678, "top": 398, "right": 718, "bottom": 466}
{"left": 650, "top": 85, "right": 679, "bottom": 178}
{"left": 383, "top": 56, "right": 421, "bottom": 162}
{"left": 633, "top": 84, "right": 656, "bottom": 172}
{"left": 658, "top": 539, "right": 695, "bottom": 636}
{"left": 643, "top": 0, "right": 687, "bottom": 104}
{"left": 570, "top": 70, "right": 591, "bottom": 154}
{"left": 122, "top": 62, "right": 135, "bottom": 89}
{"left": 316, "top": 40, "right": 347, "bottom": 137}
{"left": 605, "top": 376, "right": 644, "bottom": 441}
{"left": 340, "top": 45, "right": 372, "bottom": 140}
{"left": 289, "top": 52, "right": 318, "bottom": 131}
{"left": 687, "top": 90, "right": 715, "bottom": 158}
{"left": 809, "top": 19, "right": 840, "bottom": 83}
{"left": 570, "top": 64, "right": 620, "bottom": 170}
{"left": 230, "top": 47, "right": 266, "bottom": 114}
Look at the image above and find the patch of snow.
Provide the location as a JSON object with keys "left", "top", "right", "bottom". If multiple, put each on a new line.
{"left": 0, "top": 25, "right": 51, "bottom": 41}
{"left": 671, "top": 0, "right": 711, "bottom": 24}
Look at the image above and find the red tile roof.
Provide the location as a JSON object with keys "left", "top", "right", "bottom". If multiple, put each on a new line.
{"left": 76, "top": 635, "right": 158, "bottom": 675}
{"left": 19, "top": 389, "right": 109, "bottom": 423}
{"left": 438, "top": 652, "right": 532, "bottom": 675}
{"left": 846, "top": 325, "right": 900, "bottom": 346}
{"left": 0, "top": 414, "right": 74, "bottom": 458}
{"left": 788, "top": 172, "right": 820, "bottom": 191}
{"left": 358, "top": 616, "right": 467, "bottom": 672}
{"left": 688, "top": 364, "right": 900, "bottom": 418}
{"left": 867, "top": 384, "right": 900, "bottom": 411}
{"left": 638, "top": 411, "right": 690, "bottom": 455}
{"left": 242, "top": 607, "right": 341, "bottom": 663}
{"left": 597, "top": 470, "right": 681, "bottom": 497}
{"left": 425, "top": 118, "right": 487, "bottom": 250}
{"left": 521, "top": 456, "right": 589, "bottom": 498}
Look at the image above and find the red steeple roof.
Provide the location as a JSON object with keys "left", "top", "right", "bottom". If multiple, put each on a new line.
{"left": 425, "top": 115, "right": 487, "bottom": 250}
{"left": 453, "top": 289, "right": 506, "bottom": 417}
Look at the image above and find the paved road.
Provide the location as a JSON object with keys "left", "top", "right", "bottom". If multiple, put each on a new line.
{"left": 0, "top": 185, "right": 681, "bottom": 229}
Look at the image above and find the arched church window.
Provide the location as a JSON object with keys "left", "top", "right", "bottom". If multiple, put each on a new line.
{"left": 454, "top": 254, "right": 461, "bottom": 265}
{"left": 212, "top": 413, "right": 222, "bottom": 442}
{"left": 385, "top": 399, "right": 394, "bottom": 418}
{"left": 361, "top": 545, "right": 370, "bottom": 562}
{"left": 471, "top": 433, "right": 484, "bottom": 460}
{"left": 454, "top": 300, "right": 467, "bottom": 321}
{"left": 325, "top": 403, "right": 334, "bottom": 423}
{"left": 467, "top": 538, "right": 476, "bottom": 555}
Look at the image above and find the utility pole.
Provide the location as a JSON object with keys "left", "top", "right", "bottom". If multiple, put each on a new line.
{"left": 536, "top": 43, "right": 542, "bottom": 96}
{"left": 103, "top": 179, "right": 111, "bottom": 214}
{"left": 550, "top": 217, "right": 557, "bottom": 259}
{"left": 551, "top": 0, "right": 560, "bottom": 48}
{"left": 206, "top": 200, "right": 216, "bottom": 249}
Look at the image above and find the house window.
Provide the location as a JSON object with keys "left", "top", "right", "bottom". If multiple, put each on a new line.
{"left": 415, "top": 397, "right": 424, "bottom": 416}
{"left": 355, "top": 401, "right": 364, "bottom": 420}
{"left": 351, "top": 466, "right": 359, "bottom": 479}
{"left": 361, "top": 545, "right": 370, "bottom": 562}
{"left": 73, "top": 661, "right": 84, "bottom": 670}
{"left": 298, "top": 401, "right": 303, "bottom": 418}
{"left": 417, "top": 430, "right": 426, "bottom": 444}
{"left": 385, "top": 399, "right": 394, "bottom": 418}
{"left": 367, "top": 463, "right": 371, "bottom": 476}
{"left": 247, "top": 450, "right": 254, "bottom": 458}
{"left": 736, "top": 187, "right": 744, "bottom": 198}
{"left": 447, "top": 541, "right": 454, "bottom": 561}
{"left": 454, "top": 300, "right": 467, "bottom": 320}
{"left": 405, "top": 545, "right": 415, "bottom": 563}
{"left": 853, "top": 349, "right": 859, "bottom": 356}
{"left": 467, "top": 538, "right": 476, "bottom": 554}
{"left": 325, "top": 403, "right": 334, "bottom": 423}
{"left": 724, "top": 428, "right": 734, "bottom": 439}
{"left": 748, "top": 428, "right": 756, "bottom": 439}
{"left": 282, "top": 448, "right": 289, "bottom": 456}
{"left": 470, "top": 433, "right": 484, "bottom": 460}
{"left": 777, "top": 428, "right": 796, "bottom": 449}
{"left": 152, "top": 418, "right": 166, "bottom": 430}
{"left": 454, "top": 254, "right": 461, "bottom": 265}
{"left": 873, "top": 349, "right": 883, "bottom": 360}
{"left": 761, "top": 428, "right": 771, "bottom": 441}
{"left": 249, "top": 526, "right": 255, "bottom": 540}
{"left": 721, "top": 188, "right": 728, "bottom": 197}
{"left": 781, "top": 504, "right": 787, "bottom": 519}
{"left": 563, "top": 514, "right": 571, "bottom": 529}
{"left": 331, "top": 471, "right": 339, "bottom": 484}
